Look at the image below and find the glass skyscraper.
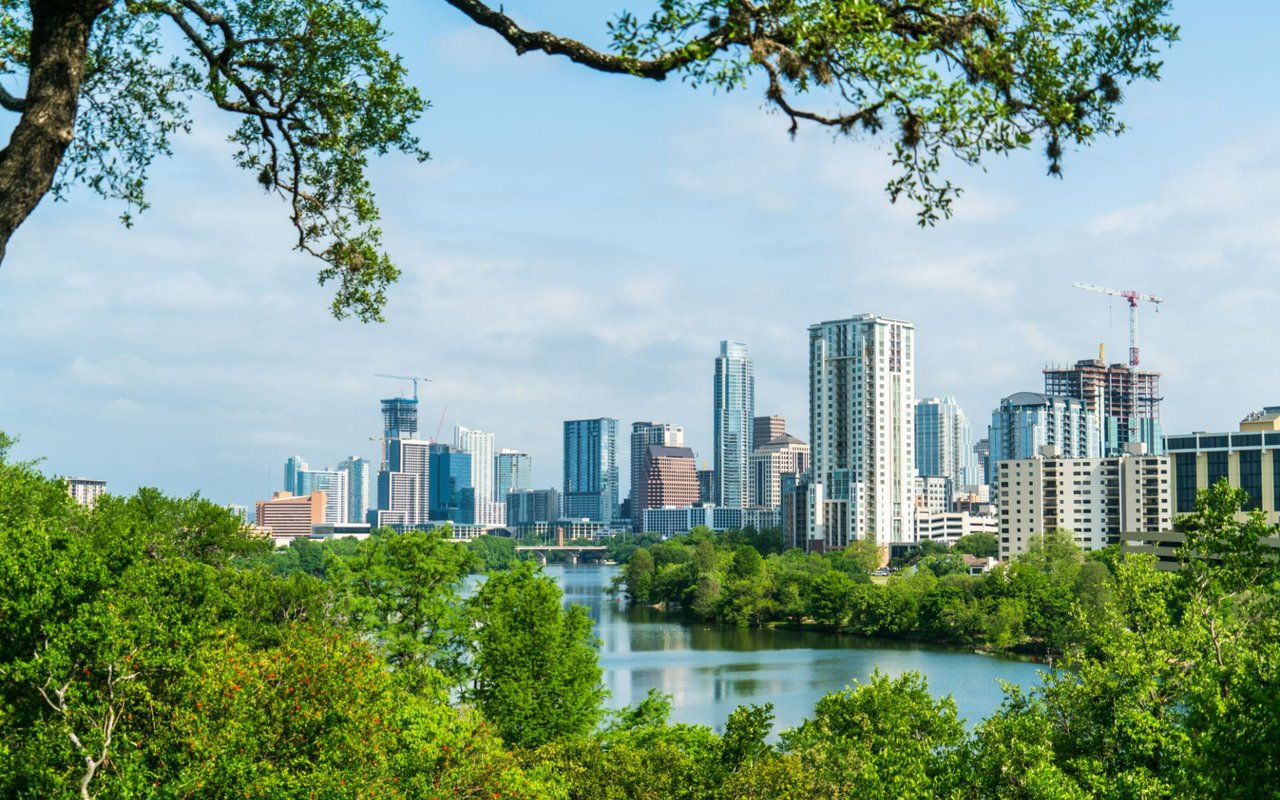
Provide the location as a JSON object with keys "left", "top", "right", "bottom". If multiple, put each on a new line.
{"left": 713, "top": 340, "right": 755, "bottom": 509}
{"left": 429, "top": 444, "right": 474, "bottom": 524}
{"left": 495, "top": 449, "right": 533, "bottom": 502}
{"left": 989, "top": 392, "right": 1099, "bottom": 481}
{"left": 915, "top": 396, "right": 977, "bottom": 488}
{"left": 562, "top": 418, "right": 619, "bottom": 522}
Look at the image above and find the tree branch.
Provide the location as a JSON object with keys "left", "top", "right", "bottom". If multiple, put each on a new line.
{"left": 439, "top": 0, "right": 742, "bottom": 80}
{"left": 0, "top": 84, "right": 29, "bottom": 112}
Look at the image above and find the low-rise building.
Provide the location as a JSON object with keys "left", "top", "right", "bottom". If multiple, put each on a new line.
{"left": 642, "top": 505, "right": 780, "bottom": 537}
{"left": 1165, "top": 406, "right": 1280, "bottom": 526}
{"left": 914, "top": 511, "right": 998, "bottom": 546}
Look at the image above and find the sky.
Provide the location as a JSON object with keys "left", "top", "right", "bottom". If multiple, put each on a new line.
{"left": 2, "top": 2, "right": 1279, "bottom": 510}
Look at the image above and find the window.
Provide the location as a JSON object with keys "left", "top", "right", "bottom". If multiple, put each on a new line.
{"left": 1207, "top": 451, "right": 1229, "bottom": 489}
{"left": 1240, "top": 450, "right": 1262, "bottom": 511}
{"left": 1174, "top": 453, "right": 1198, "bottom": 514}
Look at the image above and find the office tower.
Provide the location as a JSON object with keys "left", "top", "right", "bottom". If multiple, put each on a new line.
{"left": 753, "top": 415, "right": 786, "bottom": 451}
{"left": 507, "top": 488, "right": 562, "bottom": 526}
{"left": 455, "top": 425, "right": 501, "bottom": 524}
{"left": 998, "top": 445, "right": 1171, "bottom": 559}
{"left": 749, "top": 433, "right": 810, "bottom": 509}
{"left": 256, "top": 490, "right": 326, "bottom": 541}
{"left": 973, "top": 438, "right": 991, "bottom": 487}
{"left": 283, "top": 455, "right": 308, "bottom": 494}
{"left": 297, "top": 468, "right": 349, "bottom": 524}
{"left": 713, "top": 340, "right": 755, "bottom": 508}
{"left": 337, "top": 456, "right": 371, "bottom": 524}
{"left": 495, "top": 449, "right": 533, "bottom": 504}
{"left": 1044, "top": 355, "right": 1164, "bottom": 455}
{"left": 915, "top": 396, "right": 977, "bottom": 487}
{"left": 809, "top": 314, "right": 916, "bottom": 548}
{"left": 1165, "top": 406, "right": 1280, "bottom": 524}
{"left": 66, "top": 478, "right": 106, "bottom": 507}
{"left": 629, "top": 421, "right": 685, "bottom": 530}
{"left": 429, "top": 444, "right": 474, "bottom": 524}
{"left": 988, "top": 392, "right": 1099, "bottom": 482}
{"left": 563, "top": 418, "right": 619, "bottom": 522}
{"left": 639, "top": 445, "right": 699, "bottom": 523}
{"left": 381, "top": 397, "right": 418, "bottom": 440}
{"left": 697, "top": 469, "right": 714, "bottom": 503}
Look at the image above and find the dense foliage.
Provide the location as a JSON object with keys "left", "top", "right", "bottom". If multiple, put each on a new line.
{"left": 3, "top": 433, "right": 1278, "bottom": 799}
{"left": 613, "top": 524, "right": 1112, "bottom": 655}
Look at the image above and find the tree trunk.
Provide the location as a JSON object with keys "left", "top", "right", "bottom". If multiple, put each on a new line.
{"left": 0, "top": 0, "right": 109, "bottom": 264}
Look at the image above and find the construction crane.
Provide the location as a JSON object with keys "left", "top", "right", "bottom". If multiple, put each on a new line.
{"left": 374, "top": 373, "right": 430, "bottom": 400}
{"left": 1072, "top": 283, "right": 1163, "bottom": 367}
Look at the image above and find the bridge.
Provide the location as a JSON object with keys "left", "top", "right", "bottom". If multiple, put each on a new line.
{"left": 515, "top": 545, "right": 608, "bottom": 565}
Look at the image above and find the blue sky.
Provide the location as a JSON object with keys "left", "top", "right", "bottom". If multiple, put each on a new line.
{"left": 2, "top": 2, "right": 1279, "bottom": 508}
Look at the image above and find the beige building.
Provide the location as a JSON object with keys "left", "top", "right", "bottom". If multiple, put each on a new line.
{"left": 749, "top": 433, "right": 810, "bottom": 510}
{"left": 914, "top": 510, "right": 998, "bottom": 546}
{"left": 997, "top": 444, "right": 1171, "bottom": 560}
{"left": 913, "top": 475, "right": 951, "bottom": 515}
{"left": 1165, "top": 406, "right": 1280, "bottom": 526}
{"left": 66, "top": 477, "right": 107, "bottom": 507}
{"left": 256, "top": 490, "right": 327, "bottom": 543}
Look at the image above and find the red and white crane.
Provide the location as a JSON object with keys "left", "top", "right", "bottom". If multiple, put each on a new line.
{"left": 1072, "top": 283, "right": 1163, "bottom": 367}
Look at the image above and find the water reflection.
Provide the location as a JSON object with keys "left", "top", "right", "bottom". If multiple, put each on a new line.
{"left": 546, "top": 563, "right": 1045, "bottom": 734}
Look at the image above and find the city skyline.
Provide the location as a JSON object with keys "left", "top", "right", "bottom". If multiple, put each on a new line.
{"left": 2, "top": 5, "right": 1278, "bottom": 508}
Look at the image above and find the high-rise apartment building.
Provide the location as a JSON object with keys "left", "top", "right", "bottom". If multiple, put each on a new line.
{"left": 455, "top": 425, "right": 502, "bottom": 525}
{"left": 297, "top": 468, "right": 349, "bottom": 525}
{"left": 913, "top": 475, "right": 951, "bottom": 515}
{"left": 997, "top": 445, "right": 1171, "bottom": 559}
{"left": 753, "top": 415, "right": 786, "bottom": 451}
{"left": 808, "top": 314, "right": 916, "bottom": 548}
{"left": 563, "top": 418, "right": 619, "bottom": 522}
{"left": 381, "top": 397, "right": 418, "bottom": 440}
{"left": 915, "top": 396, "right": 977, "bottom": 487}
{"left": 1043, "top": 356, "right": 1164, "bottom": 456}
{"left": 749, "top": 433, "right": 810, "bottom": 510}
{"left": 495, "top": 449, "right": 532, "bottom": 503}
{"left": 337, "top": 456, "right": 371, "bottom": 524}
{"left": 66, "top": 477, "right": 107, "bottom": 507}
{"left": 973, "top": 438, "right": 991, "bottom": 487}
{"left": 429, "top": 444, "right": 474, "bottom": 524}
{"left": 629, "top": 421, "right": 685, "bottom": 530}
{"left": 989, "top": 392, "right": 1099, "bottom": 482}
{"left": 380, "top": 438, "right": 431, "bottom": 524}
{"left": 713, "top": 340, "right": 755, "bottom": 509}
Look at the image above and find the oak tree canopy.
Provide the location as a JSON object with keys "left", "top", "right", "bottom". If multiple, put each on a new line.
{"left": 0, "top": 0, "right": 1177, "bottom": 320}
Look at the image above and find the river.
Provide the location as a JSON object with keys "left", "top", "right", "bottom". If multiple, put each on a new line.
{"left": 546, "top": 563, "right": 1046, "bottom": 734}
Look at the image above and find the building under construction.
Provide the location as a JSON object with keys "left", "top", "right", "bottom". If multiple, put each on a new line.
{"left": 1043, "top": 355, "right": 1164, "bottom": 456}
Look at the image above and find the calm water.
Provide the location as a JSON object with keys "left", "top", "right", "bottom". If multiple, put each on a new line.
{"left": 545, "top": 563, "right": 1046, "bottom": 734}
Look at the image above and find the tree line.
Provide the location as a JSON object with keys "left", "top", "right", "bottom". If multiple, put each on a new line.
{"left": 614, "top": 526, "right": 1112, "bottom": 655}
{"left": 3, "top": 431, "right": 1277, "bottom": 799}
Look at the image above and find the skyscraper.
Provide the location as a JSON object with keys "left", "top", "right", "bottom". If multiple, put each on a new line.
{"left": 297, "top": 468, "right": 349, "bottom": 525}
{"left": 639, "top": 445, "right": 699, "bottom": 525}
{"left": 713, "top": 340, "right": 755, "bottom": 509}
{"left": 495, "top": 449, "right": 533, "bottom": 503}
{"left": 283, "top": 455, "right": 308, "bottom": 494}
{"left": 374, "top": 395, "right": 429, "bottom": 526}
{"left": 915, "top": 396, "right": 977, "bottom": 488}
{"left": 753, "top": 415, "right": 786, "bottom": 451}
{"left": 749, "top": 432, "right": 810, "bottom": 509}
{"left": 629, "top": 421, "right": 685, "bottom": 530}
{"left": 1043, "top": 356, "right": 1164, "bottom": 455}
{"left": 808, "top": 315, "right": 916, "bottom": 548}
{"left": 563, "top": 418, "right": 619, "bottom": 522}
{"left": 429, "top": 443, "right": 474, "bottom": 524}
{"left": 337, "top": 456, "right": 371, "bottom": 524}
{"left": 454, "top": 425, "right": 501, "bottom": 524}
{"left": 988, "top": 392, "right": 1099, "bottom": 481}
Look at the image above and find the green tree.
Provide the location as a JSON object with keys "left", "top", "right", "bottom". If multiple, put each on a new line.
{"left": 954, "top": 531, "right": 999, "bottom": 559}
{"left": 469, "top": 533, "right": 519, "bottom": 571}
{"left": 781, "top": 671, "right": 966, "bottom": 798}
{"left": 0, "top": 1, "right": 1175, "bottom": 316}
{"left": 465, "top": 561, "right": 606, "bottom": 747}
{"left": 843, "top": 537, "right": 883, "bottom": 574}
{"left": 624, "top": 546, "right": 656, "bottom": 604}
{"left": 328, "top": 528, "right": 476, "bottom": 683}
